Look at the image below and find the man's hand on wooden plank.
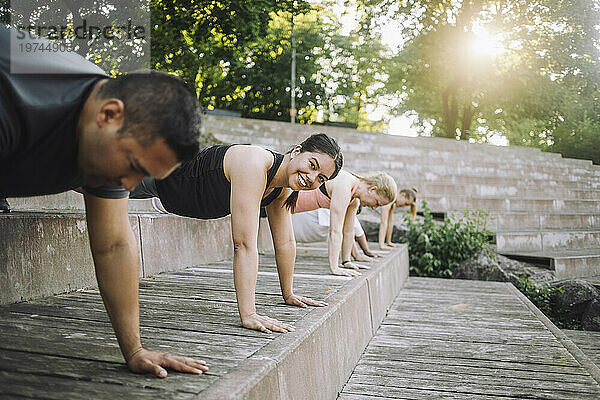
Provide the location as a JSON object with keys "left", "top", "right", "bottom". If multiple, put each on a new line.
{"left": 127, "top": 348, "right": 209, "bottom": 378}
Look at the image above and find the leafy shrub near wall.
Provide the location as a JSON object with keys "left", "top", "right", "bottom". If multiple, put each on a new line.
{"left": 405, "top": 202, "right": 493, "bottom": 278}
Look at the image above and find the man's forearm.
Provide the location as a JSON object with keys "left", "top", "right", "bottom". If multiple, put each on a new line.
{"left": 92, "top": 240, "right": 143, "bottom": 362}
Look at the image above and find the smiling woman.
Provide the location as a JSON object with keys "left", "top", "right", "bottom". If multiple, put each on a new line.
{"left": 129, "top": 133, "right": 344, "bottom": 334}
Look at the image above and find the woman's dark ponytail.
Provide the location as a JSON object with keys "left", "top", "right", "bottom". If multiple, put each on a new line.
{"left": 284, "top": 190, "right": 299, "bottom": 212}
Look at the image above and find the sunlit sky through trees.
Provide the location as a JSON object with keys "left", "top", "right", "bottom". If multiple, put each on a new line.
{"left": 328, "top": 0, "right": 512, "bottom": 144}
{"left": 324, "top": 0, "right": 599, "bottom": 149}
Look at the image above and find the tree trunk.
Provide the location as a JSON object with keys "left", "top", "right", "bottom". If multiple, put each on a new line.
{"left": 442, "top": 85, "right": 458, "bottom": 138}
{"left": 460, "top": 101, "right": 474, "bottom": 141}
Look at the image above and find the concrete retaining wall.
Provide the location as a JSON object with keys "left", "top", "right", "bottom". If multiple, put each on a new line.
{"left": 0, "top": 213, "right": 233, "bottom": 304}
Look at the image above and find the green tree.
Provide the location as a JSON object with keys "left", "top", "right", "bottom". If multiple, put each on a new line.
{"left": 357, "top": 0, "right": 600, "bottom": 163}
{"left": 3, "top": 0, "right": 151, "bottom": 75}
{"left": 150, "top": 0, "right": 310, "bottom": 102}
{"left": 319, "top": 22, "right": 392, "bottom": 130}
{"left": 206, "top": 8, "right": 328, "bottom": 123}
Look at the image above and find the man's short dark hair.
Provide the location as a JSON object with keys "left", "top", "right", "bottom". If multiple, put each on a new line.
{"left": 96, "top": 71, "right": 202, "bottom": 162}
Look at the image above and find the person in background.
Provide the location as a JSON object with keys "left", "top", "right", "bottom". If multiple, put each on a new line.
{"left": 291, "top": 208, "right": 380, "bottom": 263}
{"left": 290, "top": 170, "right": 397, "bottom": 277}
{"left": 379, "top": 188, "right": 418, "bottom": 249}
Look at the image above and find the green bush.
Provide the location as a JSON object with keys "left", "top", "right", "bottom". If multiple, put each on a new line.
{"left": 404, "top": 202, "right": 493, "bottom": 277}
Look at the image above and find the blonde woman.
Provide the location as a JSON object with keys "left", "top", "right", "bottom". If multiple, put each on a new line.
{"left": 289, "top": 170, "right": 397, "bottom": 277}
{"left": 379, "top": 188, "right": 418, "bottom": 249}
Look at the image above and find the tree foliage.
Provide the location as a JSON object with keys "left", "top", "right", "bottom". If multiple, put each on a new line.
{"left": 150, "top": 1, "right": 308, "bottom": 104}
{"left": 151, "top": 0, "right": 391, "bottom": 127}
{"left": 357, "top": 0, "right": 600, "bottom": 162}
{"left": 204, "top": 9, "right": 328, "bottom": 123}
{"left": 3, "top": 0, "right": 151, "bottom": 75}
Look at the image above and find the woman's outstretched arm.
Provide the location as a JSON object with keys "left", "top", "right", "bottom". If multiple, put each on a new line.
{"left": 379, "top": 203, "right": 394, "bottom": 249}
{"left": 385, "top": 203, "right": 396, "bottom": 245}
{"left": 226, "top": 147, "right": 294, "bottom": 334}
{"left": 340, "top": 198, "right": 370, "bottom": 270}
{"left": 327, "top": 175, "right": 360, "bottom": 277}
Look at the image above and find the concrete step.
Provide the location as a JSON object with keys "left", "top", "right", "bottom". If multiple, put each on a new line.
{"left": 206, "top": 115, "right": 594, "bottom": 167}
{"left": 487, "top": 212, "right": 600, "bottom": 231}
{"left": 344, "top": 159, "right": 599, "bottom": 183}
{"left": 496, "top": 229, "right": 600, "bottom": 253}
{"left": 499, "top": 248, "right": 600, "bottom": 279}
{"left": 426, "top": 195, "right": 600, "bottom": 213}
{"left": 399, "top": 174, "right": 598, "bottom": 190}
{"left": 345, "top": 159, "right": 600, "bottom": 186}
{"left": 6, "top": 192, "right": 156, "bottom": 212}
{"left": 0, "top": 212, "right": 233, "bottom": 304}
{"left": 342, "top": 150, "right": 596, "bottom": 177}
{"left": 217, "top": 128, "right": 596, "bottom": 176}
{"left": 416, "top": 183, "right": 598, "bottom": 200}
{"left": 206, "top": 115, "right": 568, "bottom": 161}
{"left": 447, "top": 211, "right": 600, "bottom": 232}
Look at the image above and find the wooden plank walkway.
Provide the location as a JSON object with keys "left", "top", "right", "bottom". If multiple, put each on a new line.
{"left": 564, "top": 330, "right": 600, "bottom": 370}
{"left": 339, "top": 277, "right": 600, "bottom": 400}
{"left": 0, "top": 244, "right": 353, "bottom": 399}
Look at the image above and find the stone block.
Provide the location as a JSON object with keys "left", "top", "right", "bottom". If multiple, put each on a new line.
{"left": 138, "top": 214, "right": 233, "bottom": 275}
{"left": 264, "top": 279, "right": 372, "bottom": 400}
{"left": 496, "top": 213, "right": 541, "bottom": 231}
{"left": 9, "top": 192, "right": 157, "bottom": 213}
{"left": 554, "top": 255, "right": 600, "bottom": 280}
{"left": 541, "top": 214, "right": 600, "bottom": 230}
{"left": 0, "top": 213, "right": 140, "bottom": 304}
{"left": 543, "top": 231, "right": 600, "bottom": 251}
{"left": 8, "top": 192, "right": 85, "bottom": 211}
{"left": 198, "top": 358, "right": 280, "bottom": 400}
{"left": 496, "top": 232, "right": 543, "bottom": 252}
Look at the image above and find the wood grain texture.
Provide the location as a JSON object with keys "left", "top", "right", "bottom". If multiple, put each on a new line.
{"left": 0, "top": 245, "right": 346, "bottom": 399}
{"left": 338, "top": 277, "right": 600, "bottom": 399}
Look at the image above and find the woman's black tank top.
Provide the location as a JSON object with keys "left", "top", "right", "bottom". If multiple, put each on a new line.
{"left": 155, "top": 145, "right": 284, "bottom": 219}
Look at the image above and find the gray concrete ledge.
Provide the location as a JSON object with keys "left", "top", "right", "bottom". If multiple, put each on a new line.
{"left": 0, "top": 213, "right": 233, "bottom": 305}
{"left": 198, "top": 244, "right": 409, "bottom": 400}
{"left": 8, "top": 192, "right": 157, "bottom": 212}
